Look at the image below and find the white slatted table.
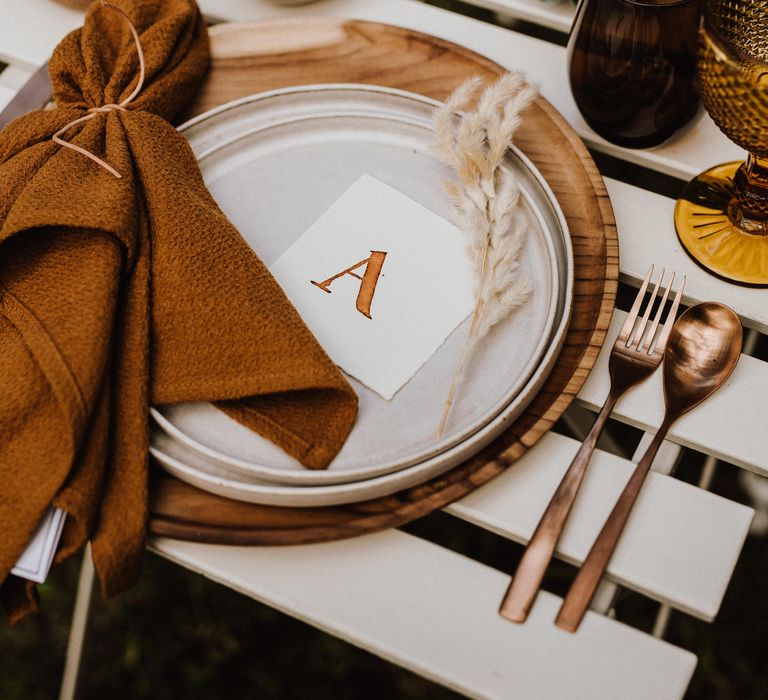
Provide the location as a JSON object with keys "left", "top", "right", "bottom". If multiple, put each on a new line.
{"left": 4, "top": 1, "right": 765, "bottom": 699}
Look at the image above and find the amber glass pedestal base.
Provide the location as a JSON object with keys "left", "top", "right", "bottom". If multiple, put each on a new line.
{"left": 675, "top": 161, "right": 768, "bottom": 286}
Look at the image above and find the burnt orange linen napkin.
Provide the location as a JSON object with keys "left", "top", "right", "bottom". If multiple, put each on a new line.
{"left": 0, "top": 0, "right": 357, "bottom": 622}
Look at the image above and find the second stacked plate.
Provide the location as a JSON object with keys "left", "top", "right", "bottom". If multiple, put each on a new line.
{"left": 150, "top": 84, "right": 573, "bottom": 507}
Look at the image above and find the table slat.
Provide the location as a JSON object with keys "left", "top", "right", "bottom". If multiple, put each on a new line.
{"left": 0, "top": 63, "right": 35, "bottom": 91}
{"left": 0, "top": 0, "right": 82, "bottom": 68}
{"left": 0, "top": 83, "right": 14, "bottom": 111}
{"left": 460, "top": 0, "right": 575, "bottom": 33}
{"left": 447, "top": 431, "right": 753, "bottom": 620}
{"left": 152, "top": 532, "right": 697, "bottom": 700}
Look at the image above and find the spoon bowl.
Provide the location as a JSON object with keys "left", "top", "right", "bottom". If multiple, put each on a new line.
{"left": 662, "top": 302, "right": 743, "bottom": 418}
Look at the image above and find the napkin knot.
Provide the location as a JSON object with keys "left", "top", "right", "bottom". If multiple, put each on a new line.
{"left": 51, "top": 1, "right": 146, "bottom": 180}
{"left": 89, "top": 104, "right": 129, "bottom": 114}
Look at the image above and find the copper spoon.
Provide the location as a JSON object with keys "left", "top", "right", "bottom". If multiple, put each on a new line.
{"left": 556, "top": 301, "right": 743, "bottom": 633}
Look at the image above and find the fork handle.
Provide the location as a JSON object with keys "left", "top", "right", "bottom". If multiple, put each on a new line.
{"left": 499, "top": 391, "right": 620, "bottom": 623}
{"left": 555, "top": 422, "right": 671, "bottom": 632}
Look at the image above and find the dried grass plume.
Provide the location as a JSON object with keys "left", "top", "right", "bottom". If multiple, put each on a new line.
{"left": 434, "top": 73, "right": 538, "bottom": 436}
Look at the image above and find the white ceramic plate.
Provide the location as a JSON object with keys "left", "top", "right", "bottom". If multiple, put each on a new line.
{"left": 152, "top": 84, "right": 573, "bottom": 493}
{"left": 148, "top": 422, "right": 484, "bottom": 507}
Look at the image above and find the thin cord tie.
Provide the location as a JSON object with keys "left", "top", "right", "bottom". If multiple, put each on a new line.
{"left": 51, "top": 1, "right": 146, "bottom": 179}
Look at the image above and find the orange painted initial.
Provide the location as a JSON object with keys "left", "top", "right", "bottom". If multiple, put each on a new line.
{"left": 311, "top": 250, "right": 387, "bottom": 319}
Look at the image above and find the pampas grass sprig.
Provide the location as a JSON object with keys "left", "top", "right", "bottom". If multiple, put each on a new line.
{"left": 434, "top": 73, "right": 538, "bottom": 437}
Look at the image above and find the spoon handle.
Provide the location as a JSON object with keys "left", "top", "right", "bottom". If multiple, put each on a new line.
{"left": 555, "top": 421, "right": 671, "bottom": 632}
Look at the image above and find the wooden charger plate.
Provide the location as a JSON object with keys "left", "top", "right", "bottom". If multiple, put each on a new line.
{"left": 148, "top": 18, "right": 618, "bottom": 544}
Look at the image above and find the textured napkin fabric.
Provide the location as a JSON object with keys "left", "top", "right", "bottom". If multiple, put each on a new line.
{"left": 0, "top": 0, "right": 357, "bottom": 622}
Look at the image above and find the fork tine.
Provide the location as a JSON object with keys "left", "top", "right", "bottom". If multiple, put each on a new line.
{"left": 620, "top": 265, "right": 653, "bottom": 339}
{"left": 629, "top": 268, "right": 664, "bottom": 348}
{"left": 640, "top": 271, "right": 674, "bottom": 352}
{"left": 651, "top": 275, "right": 686, "bottom": 354}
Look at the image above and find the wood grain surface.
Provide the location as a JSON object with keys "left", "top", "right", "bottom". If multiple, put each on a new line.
{"left": 149, "top": 17, "right": 619, "bottom": 544}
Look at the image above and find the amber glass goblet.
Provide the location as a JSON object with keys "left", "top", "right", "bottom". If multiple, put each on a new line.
{"left": 675, "top": 0, "right": 768, "bottom": 285}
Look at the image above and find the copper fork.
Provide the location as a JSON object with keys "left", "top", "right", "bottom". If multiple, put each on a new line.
{"left": 499, "top": 266, "right": 685, "bottom": 624}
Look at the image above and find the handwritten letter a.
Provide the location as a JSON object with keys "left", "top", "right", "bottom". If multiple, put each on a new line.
{"left": 311, "top": 251, "right": 387, "bottom": 319}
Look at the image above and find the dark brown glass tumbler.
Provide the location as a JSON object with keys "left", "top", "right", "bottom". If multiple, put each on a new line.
{"left": 568, "top": 0, "right": 702, "bottom": 148}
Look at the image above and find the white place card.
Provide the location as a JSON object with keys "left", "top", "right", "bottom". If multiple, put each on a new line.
{"left": 12, "top": 507, "right": 66, "bottom": 584}
{"left": 270, "top": 174, "right": 474, "bottom": 400}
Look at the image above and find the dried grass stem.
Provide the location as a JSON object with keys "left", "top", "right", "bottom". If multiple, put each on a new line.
{"left": 434, "top": 73, "right": 538, "bottom": 437}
